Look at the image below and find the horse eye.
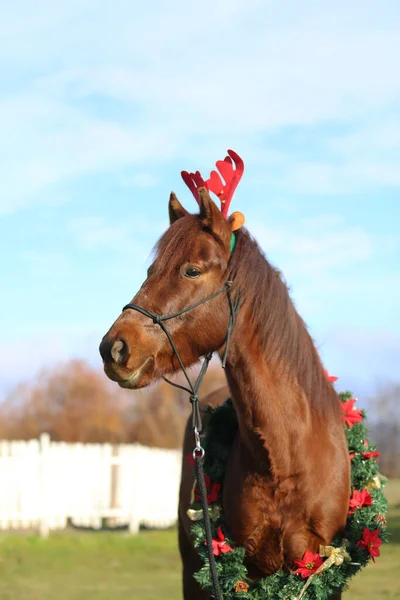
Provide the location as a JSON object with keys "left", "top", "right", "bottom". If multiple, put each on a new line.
{"left": 182, "top": 266, "right": 202, "bottom": 279}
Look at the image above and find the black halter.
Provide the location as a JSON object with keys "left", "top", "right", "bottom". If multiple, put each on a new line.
{"left": 122, "top": 280, "right": 240, "bottom": 600}
{"left": 122, "top": 280, "right": 239, "bottom": 428}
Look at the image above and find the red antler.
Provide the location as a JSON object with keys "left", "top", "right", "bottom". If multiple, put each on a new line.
{"left": 207, "top": 150, "right": 244, "bottom": 218}
{"left": 180, "top": 170, "right": 207, "bottom": 204}
{"left": 181, "top": 149, "right": 244, "bottom": 218}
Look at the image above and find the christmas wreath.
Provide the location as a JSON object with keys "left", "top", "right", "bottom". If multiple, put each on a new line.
{"left": 187, "top": 377, "right": 388, "bottom": 599}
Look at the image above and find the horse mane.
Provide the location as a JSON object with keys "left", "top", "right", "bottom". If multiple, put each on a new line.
{"left": 228, "top": 227, "right": 340, "bottom": 418}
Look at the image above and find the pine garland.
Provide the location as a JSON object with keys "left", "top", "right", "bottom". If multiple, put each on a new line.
{"left": 189, "top": 390, "right": 388, "bottom": 599}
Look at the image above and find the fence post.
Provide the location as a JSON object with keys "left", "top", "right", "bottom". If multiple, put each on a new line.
{"left": 39, "top": 432, "right": 50, "bottom": 538}
{"left": 109, "top": 445, "right": 119, "bottom": 528}
{"left": 128, "top": 508, "right": 140, "bottom": 534}
{"left": 128, "top": 446, "right": 140, "bottom": 534}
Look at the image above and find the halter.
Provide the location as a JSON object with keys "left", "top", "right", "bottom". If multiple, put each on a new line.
{"left": 122, "top": 280, "right": 240, "bottom": 600}
{"left": 122, "top": 281, "right": 239, "bottom": 426}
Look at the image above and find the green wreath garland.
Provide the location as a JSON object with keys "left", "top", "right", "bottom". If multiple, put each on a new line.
{"left": 188, "top": 387, "right": 388, "bottom": 599}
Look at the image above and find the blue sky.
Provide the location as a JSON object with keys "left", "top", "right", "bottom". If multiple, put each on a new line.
{"left": 1, "top": 0, "right": 399, "bottom": 400}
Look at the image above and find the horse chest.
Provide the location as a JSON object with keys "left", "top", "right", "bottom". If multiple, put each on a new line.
{"left": 222, "top": 452, "right": 290, "bottom": 573}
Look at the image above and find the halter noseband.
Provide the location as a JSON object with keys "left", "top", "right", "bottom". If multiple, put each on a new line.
{"left": 122, "top": 280, "right": 239, "bottom": 430}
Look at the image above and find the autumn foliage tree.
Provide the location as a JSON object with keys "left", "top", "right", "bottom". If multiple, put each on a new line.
{"left": 0, "top": 359, "right": 227, "bottom": 448}
{"left": 2, "top": 360, "right": 400, "bottom": 470}
{"left": 0, "top": 360, "right": 131, "bottom": 442}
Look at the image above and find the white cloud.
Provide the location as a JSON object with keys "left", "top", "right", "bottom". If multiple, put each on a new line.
{"left": 1, "top": 1, "right": 399, "bottom": 393}
{"left": 282, "top": 159, "right": 400, "bottom": 195}
{"left": 68, "top": 215, "right": 166, "bottom": 255}
{"left": 0, "top": 324, "right": 115, "bottom": 401}
{"left": 249, "top": 216, "right": 374, "bottom": 278}
{"left": 329, "top": 119, "right": 400, "bottom": 155}
{"left": 324, "top": 325, "right": 400, "bottom": 383}
{"left": 246, "top": 213, "right": 398, "bottom": 326}
{"left": 0, "top": 91, "right": 182, "bottom": 214}
{"left": 0, "top": 329, "right": 103, "bottom": 392}
{"left": 0, "top": 1, "right": 399, "bottom": 213}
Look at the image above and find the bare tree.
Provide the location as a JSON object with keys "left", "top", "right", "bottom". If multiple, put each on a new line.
{"left": 367, "top": 382, "right": 400, "bottom": 477}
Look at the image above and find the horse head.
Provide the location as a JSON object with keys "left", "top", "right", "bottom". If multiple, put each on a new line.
{"left": 99, "top": 188, "right": 241, "bottom": 389}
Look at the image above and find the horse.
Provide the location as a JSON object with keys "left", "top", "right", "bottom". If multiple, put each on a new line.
{"left": 99, "top": 159, "right": 350, "bottom": 600}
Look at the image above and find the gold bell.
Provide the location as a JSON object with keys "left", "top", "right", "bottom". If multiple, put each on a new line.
{"left": 367, "top": 475, "right": 381, "bottom": 490}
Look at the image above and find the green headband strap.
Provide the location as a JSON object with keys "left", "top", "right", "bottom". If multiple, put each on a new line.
{"left": 230, "top": 233, "right": 236, "bottom": 254}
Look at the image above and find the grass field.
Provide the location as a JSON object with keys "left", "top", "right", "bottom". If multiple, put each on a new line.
{"left": 0, "top": 480, "right": 399, "bottom": 600}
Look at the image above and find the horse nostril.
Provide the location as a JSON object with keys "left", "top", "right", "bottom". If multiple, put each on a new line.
{"left": 111, "top": 338, "right": 130, "bottom": 365}
{"left": 99, "top": 337, "right": 112, "bottom": 362}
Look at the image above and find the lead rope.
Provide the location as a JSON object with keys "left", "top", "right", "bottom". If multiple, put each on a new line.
{"left": 123, "top": 281, "right": 240, "bottom": 600}
{"left": 194, "top": 447, "right": 222, "bottom": 599}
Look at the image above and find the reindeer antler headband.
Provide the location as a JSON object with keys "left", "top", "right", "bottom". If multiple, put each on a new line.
{"left": 181, "top": 150, "right": 245, "bottom": 224}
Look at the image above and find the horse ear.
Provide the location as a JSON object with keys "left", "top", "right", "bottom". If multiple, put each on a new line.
{"left": 198, "top": 187, "right": 231, "bottom": 248}
{"left": 169, "top": 192, "right": 189, "bottom": 224}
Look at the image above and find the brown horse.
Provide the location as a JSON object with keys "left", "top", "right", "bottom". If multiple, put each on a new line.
{"left": 99, "top": 187, "right": 350, "bottom": 600}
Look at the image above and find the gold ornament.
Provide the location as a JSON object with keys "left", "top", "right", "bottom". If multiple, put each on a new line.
{"left": 319, "top": 543, "right": 352, "bottom": 566}
{"left": 367, "top": 475, "right": 381, "bottom": 490}
{"left": 234, "top": 580, "right": 249, "bottom": 593}
{"left": 373, "top": 513, "right": 387, "bottom": 526}
{"left": 187, "top": 504, "right": 221, "bottom": 522}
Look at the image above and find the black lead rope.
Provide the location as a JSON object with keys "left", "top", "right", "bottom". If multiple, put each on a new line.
{"left": 195, "top": 453, "right": 222, "bottom": 598}
{"left": 122, "top": 280, "right": 240, "bottom": 600}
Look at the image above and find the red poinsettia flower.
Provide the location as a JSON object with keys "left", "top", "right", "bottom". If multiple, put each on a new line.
{"left": 348, "top": 444, "right": 380, "bottom": 460}
{"left": 324, "top": 369, "right": 338, "bottom": 383}
{"left": 361, "top": 450, "right": 381, "bottom": 460}
{"left": 205, "top": 526, "right": 234, "bottom": 556}
{"left": 348, "top": 488, "right": 373, "bottom": 515}
{"left": 194, "top": 474, "right": 221, "bottom": 504}
{"left": 356, "top": 527, "right": 382, "bottom": 562}
{"left": 359, "top": 439, "right": 380, "bottom": 459}
{"left": 293, "top": 549, "right": 324, "bottom": 578}
{"left": 207, "top": 478, "right": 221, "bottom": 503}
{"left": 341, "top": 398, "right": 363, "bottom": 428}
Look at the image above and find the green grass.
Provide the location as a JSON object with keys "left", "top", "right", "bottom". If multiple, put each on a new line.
{"left": 345, "top": 478, "right": 400, "bottom": 600}
{"left": 0, "top": 480, "right": 399, "bottom": 599}
{"left": 0, "top": 528, "right": 181, "bottom": 600}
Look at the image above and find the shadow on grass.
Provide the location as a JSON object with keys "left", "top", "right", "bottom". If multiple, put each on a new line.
{"left": 67, "top": 517, "right": 177, "bottom": 534}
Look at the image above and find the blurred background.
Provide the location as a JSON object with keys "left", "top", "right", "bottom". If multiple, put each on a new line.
{"left": 0, "top": 1, "right": 399, "bottom": 599}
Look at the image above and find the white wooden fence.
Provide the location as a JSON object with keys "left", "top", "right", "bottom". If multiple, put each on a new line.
{"left": 0, "top": 434, "right": 182, "bottom": 537}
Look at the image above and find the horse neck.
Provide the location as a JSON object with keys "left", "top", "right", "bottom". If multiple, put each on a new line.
{"left": 223, "top": 242, "right": 330, "bottom": 478}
